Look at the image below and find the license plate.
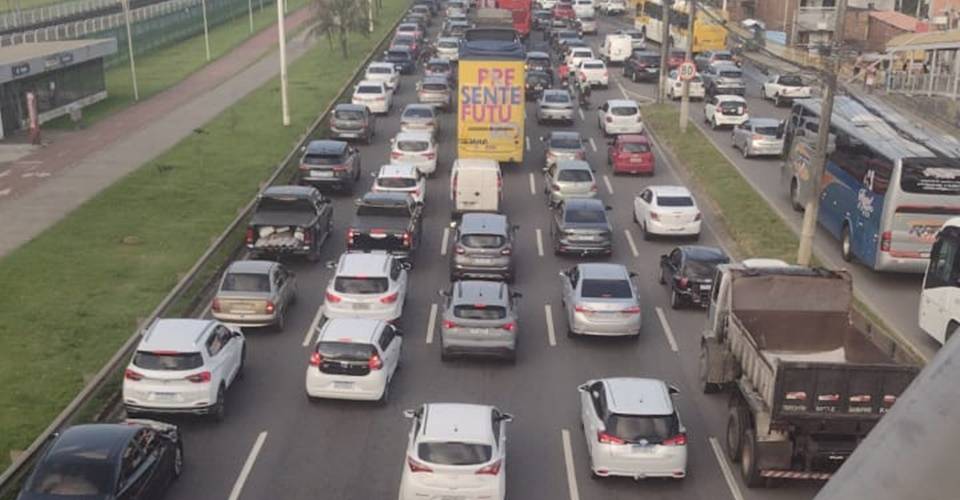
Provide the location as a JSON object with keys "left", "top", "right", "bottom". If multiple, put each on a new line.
{"left": 473, "top": 258, "right": 494, "bottom": 264}
{"left": 630, "top": 157, "right": 642, "bottom": 163}
{"left": 631, "top": 444, "right": 656, "bottom": 453}
{"left": 312, "top": 170, "right": 334, "bottom": 178}
{"left": 469, "top": 328, "right": 486, "bottom": 335}
{"left": 441, "top": 496, "right": 465, "bottom": 500}
{"left": 353, "top": 303, "right": 371, "bottom": 310}
{"left": 152, "top": 392, "right": 176, "bottom": 400}
{"left": 233, "top": 308, "right": 255, "bottom": 314}
{"left": 369, "top": 233, "right": 387, "bottom": 239}
{"left": 339, "top": 132, "right": 359, "bottom": 138}
{"left": 333, "top": 381, "right": 354, "bottom": 389}
{"left": 700, "top": 284, "right": 711, "bottom": 291}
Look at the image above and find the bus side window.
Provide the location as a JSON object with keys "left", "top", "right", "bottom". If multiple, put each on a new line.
{"left": 926, "top": 233, "right": 960, "bottom": 289}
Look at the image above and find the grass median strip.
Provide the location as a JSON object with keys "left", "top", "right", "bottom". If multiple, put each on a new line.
{"left": 0, "top": 0, "right": 405, "bottom": 470}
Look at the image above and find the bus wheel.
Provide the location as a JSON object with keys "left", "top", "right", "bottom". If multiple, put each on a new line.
{"left": 841, "top": 224, "right": 853, "bottom": 262}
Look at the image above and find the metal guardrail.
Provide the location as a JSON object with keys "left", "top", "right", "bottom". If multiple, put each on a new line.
{"left": 0, "top": 0, "right": 116, "bottom": 31}
{"left": 0, "top": 10, "right": 404, "bottom": 497}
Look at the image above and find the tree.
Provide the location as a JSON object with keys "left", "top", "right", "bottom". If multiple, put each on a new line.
{"left": 314, "top": 0, "right": 370, "bottom": 58}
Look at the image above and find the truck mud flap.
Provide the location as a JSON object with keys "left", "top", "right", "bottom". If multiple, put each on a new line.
{"left": 756, "top": 440, "right": 793, "bottom": 471}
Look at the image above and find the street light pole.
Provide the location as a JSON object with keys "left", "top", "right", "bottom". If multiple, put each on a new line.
{"left": 797, "top": 0, "right": 847, "bottom": 266}
{"left": 368, "top": 0, "right": 374, "bottom": 33}
{"left": 277, "top": 0, "right": 290, "bottom": 126}
{"left": 679, "top": 0, "right": 696, "bottom": 131}
{"left": 248, "top": 0, "right": 254, "bottom": 33}
{"left": 657, "top": 0, "right": 672, "bottom": 104}
{"left": 201, "top": 0, "right": 211, "bottom": 61}
{"left": 121, "top": 0, "right": 139, "bottom": 101}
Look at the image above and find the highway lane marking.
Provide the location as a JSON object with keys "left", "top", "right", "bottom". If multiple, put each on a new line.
{"left": 440, "top": 227, "right": 450, "bottom": 256}
{"left": 526, "top": 135, "right": 531, "bottom": 151}
{"left": 228, "top": 431, "right": 268, "bottom": 500}
{"left": 561, "top": 429, "right": 582, "bottom": 500}
{"left": 655, "top": 306, "right": 679, "bottom": 352}
{"left": 623, "top": 229, "right": 639, "bottom": 258}
{"left": 544, "top": 304, "right": 557, "bottom": 347}
{"left": 425, "top": 303, "right": 437, "bottom": 344}
{"left": 535, "top": 229, "right": 544, "bottom": 257}
{"left": 199, "top": 301, "right": 213, "bottom": 319}
{"left": 588, "top": 137, "right": 597, "bottom": 152}
{"left": 709, "top": 436, "right": 746, "bottom": 500}
{"left": 529, "top": 172, "right": 536, "bottom": 195}
{"left": 616, "top": 79, "right": 629, "bottom": 99}
{"left": 302, "top": 306, "right": 325, "bottom": 347}
{"left": 602, "top": 174, "right": 613, "bottom": 194}
{"left": 577, "top": 107, "right": 585, "bottom": 121}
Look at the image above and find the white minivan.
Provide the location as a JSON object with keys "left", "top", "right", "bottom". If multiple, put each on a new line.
{"left": 450, "top": 159, "right": 502, "bottom": 216}
{"left": 600, "top": 34, "right": 633, "bottom": 64}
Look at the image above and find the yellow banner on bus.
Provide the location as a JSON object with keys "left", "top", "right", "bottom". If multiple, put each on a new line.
{"left": 457, "top": 59, "right": 525, "bottom": 163}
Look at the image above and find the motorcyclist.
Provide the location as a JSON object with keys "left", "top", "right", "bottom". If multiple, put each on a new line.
{"left": 577, "top": 73, "right": 591, "bottom": 106}
{"left": 558, "top": 63, "right": 570, "bottom": 86}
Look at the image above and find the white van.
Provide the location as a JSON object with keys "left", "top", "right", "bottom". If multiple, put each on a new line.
{"left": 450, "top": 159, "right": 502, "bottom": 215}
{"left": 600, "top": 34, "right": 633, "bottom": 64}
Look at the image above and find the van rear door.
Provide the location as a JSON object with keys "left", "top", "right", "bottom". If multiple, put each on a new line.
{"left": 456, "top": 167, "right": 500, "bottom": 213}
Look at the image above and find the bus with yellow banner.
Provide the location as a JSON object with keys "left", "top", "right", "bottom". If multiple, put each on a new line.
{"left": 634, "top": 0, "right": 725, "bottom": 53}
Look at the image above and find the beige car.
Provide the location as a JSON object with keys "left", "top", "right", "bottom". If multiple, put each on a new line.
{"left": 211, "top": 260, "right": 297, "bottom": 330}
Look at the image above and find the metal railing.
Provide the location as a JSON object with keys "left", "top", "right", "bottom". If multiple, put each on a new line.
{"left": 0, "top": 10, "right": 403, "bottom": 497}
{"left": 886, "top": 70, "right": 960, "bottom": 98}
{"left": 0, "top": 0, "right": 116, "bottom": 30}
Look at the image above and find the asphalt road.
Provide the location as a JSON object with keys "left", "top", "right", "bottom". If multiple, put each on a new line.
{"left": 597, "top": 16, "right": 936, "bottom": 360}
{"left": 158, "top": 16, "right": 824, "bottom": 500}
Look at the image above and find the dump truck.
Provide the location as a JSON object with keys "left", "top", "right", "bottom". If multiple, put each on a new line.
{"left": 699, "top": 262, "right": 919, "bottom": 487}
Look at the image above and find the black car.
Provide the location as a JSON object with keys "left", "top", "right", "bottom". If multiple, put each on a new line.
{"left": 18, "top": 420, "right": 182, "bottom": 500}
{"left": 623, "top": 50, "right": 661, "bottom": 82}
{"left": 532, "top": 9, "right": 551, "bottom": 30}
{"left": 526, "top": 51, "right": 552, "bottom": 73}
{"left": 551, "top": 198, "right": 613, "bottom": 256}
{"left": 526, "top": 70, "right": 553, "bottom": 100}
{"left": 298, "top": 140, "right": 362, "bottom": 191}
{"left": 383, "top": 48, "right": 417, "bottom": 74}
{"left": 658, "top": 245, "right": 730, "bottom": 309}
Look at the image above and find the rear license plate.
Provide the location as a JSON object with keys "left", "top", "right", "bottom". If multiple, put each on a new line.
{"left": 333, "top": 381, "right": 354, "bottom": 389}
{"left": 700, "top": 284, "right": 711, "bottom": 291}
{"left": 152, "top": 392, "right": 176, "bottom": 400}
{"left": 353, "top": 303, "right": 371, "bottom": 310}
{"left": 631, "top": 444, "right": 655, "bottom": 453}
{"left": 630, "top": 157, "right": 642, "bottom": 163}
{"left": 469, "top": 328, "right": 486, "bottom": 335}
{"left": 312, "top": 170, "right": 334, "bottom": 178}
{"left": 369, "top": 233, "right": 388, "bottom": 239}
{"left": 441, "top": 496, "right": 465, "bottom": 500}
{"left": 473, "top": 257, "right": 494, "bottom": 264}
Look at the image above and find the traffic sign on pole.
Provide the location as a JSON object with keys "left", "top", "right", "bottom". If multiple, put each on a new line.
{"left": 678, "top": 61, "right": 697, "bottom": 81}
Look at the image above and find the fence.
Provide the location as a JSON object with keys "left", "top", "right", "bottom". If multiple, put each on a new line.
{"left": 886, "top": 70, "right": 960, "bottom": 98}
{"left": 0, "top": 0, "right": 116, "bottom": 31}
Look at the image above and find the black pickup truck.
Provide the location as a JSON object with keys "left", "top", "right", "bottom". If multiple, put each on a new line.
{"left": 347, "top": 191, "right": 423, "bottom": 257}
{"left": 245, "top": 186, "right": 333, "bottom": 261}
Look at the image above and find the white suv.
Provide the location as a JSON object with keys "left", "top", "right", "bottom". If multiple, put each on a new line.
{"left": 703, "top": 94, "right": 749, "bottom": 129}
{"left": 577, "top": 59, "right": 609, "bottom": 87}
{"left": 399, "top": 403, "right": 512, "bottom": 500}
{"left": 323, "top": 251, "right": 410, "bottom": 321}
{"left": 578, "top": 377, "right": 687, "bottom": 479}
{"left": 305, "top": 318, "right": 403, "bottom": 403}
{"left": 598, "top": 99, "right": 643, "bottom": 135}
{"left": 123, "top": 319, "right": 245, "bottom": 421}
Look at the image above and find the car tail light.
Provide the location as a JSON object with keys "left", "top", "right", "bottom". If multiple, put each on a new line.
{"left": 124, "top": 369, "right": 144, "bottom": 381}
{"left": 347, "top": 228, "right": 357, "bottom": 245}
{"left": 694, "top": 212, "right": 702, "bottom": 221}
{"left": 591, "top": 185, "right": 598, "bottom": 192}
{"left": 574, "top": 305, "right": 593, "bottom": 313}
{"left": 332, "top": 165, "right": 348, "bottom": 172}
{"left": 245, "top": 228, "right": 255, "bottom": 245}
{"left": 407, "top": 456, "right": 433, "bottom": 473}
{"left": 186, "top": 371, "right": 212, "bottom": 383}
{"left": 391, "top": 151, "right": 403, "bottom": 159}
{"left": 325, "top": 291, "right": 342, "bottom": 303}
{"left": 882, "top": 394, "right": 897, "bottom": 409}
{"left": 786, "top": 391, "right": 807, "bottom": 401}
{"left": 500, "top": 247, "right": 512, "bottom": 256}
{"left": 650, "top": 212, "right": 660, "bottom": 221}
{"left": 497, "top": 175, "right": 503, "bottom": 190}
{"left": 402, "top": 232, "right": 412, "bottom": 247}
{"left": 597, "top": 431, "right": 625, "bottom": 445}
{"left": 501, "top": 322, "right": 515, "bottom": 332}
{"left": 455, "top": 245, "right": 466, "bottom": 255}
{"left": 606, "top": 116, "right": 613, "bottom": 123}
{"left": 302, "top": 229, "right": 313, "bottom": 245}
{"left": 368, "top": 354, "right": 384, "bottom": 370}
{"left": 551, "top": 183, "right": 561, "bottom": 190}
{"left": 603, "top": 70, "right": 608, "bottom": 77}
{"left": 380, "top": 292, "right": 399, "bottom": 304}
{"left": 476, "top": 459, "right": 503, "bottom": 475}
{"left": 880, "top": 231, "right": 892, "bottom": 252}
{"left": 622, "top": 305, "right": 641, "bottom": 314}
{"left": 442, "top": 319, "right": 458, "bottom": 329}
{"left": 309, "top": 352, "right": 322, "bottom": 366}
{"left": 211, "top": 298, "right": 221, "bottom": 313}
{"left": 662, "top": 433, "right": 687, "bottom": 446}
{"left": 265, "top": 301, "right": 276, "bottom": 314}
{"left": 424, "top": 152, "right": 436, "bottom": 160}
{"left": 298, "top": 162, "right": 310, "bottom": 171}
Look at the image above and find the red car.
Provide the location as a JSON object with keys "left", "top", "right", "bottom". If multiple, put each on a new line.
{"left": 552, "top": 3, "right": 575, "bottom": 19}
{"left": 668, "top": 50, "right": 687, "bottom": 70}
{"left": 608, "top": 134, "right": 655, "bottom": 175}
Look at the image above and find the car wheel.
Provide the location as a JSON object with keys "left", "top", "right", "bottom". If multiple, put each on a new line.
{"left": 841, "top": 224, "right": 853, "bottom": 262}
{"left": 632, "top": 210, "right": 638, "bottom": 224}
{"left": 775, "top": 94, "right": 782, "bottom": 107}
{"left": 670, "top": 288, "right": 682, "bottom": 309}
{"left": 790, "top": 179, "right": 804, "bottom": 212}
{"left": 658, "top": 267, "right": 666, "bottom": 284}
{"left": 173, "top": 443, "right": 184, "bottom": 478}
{"left": 742, "top": 145, "right": 751, "bottom": 158}
{"left": 711, "top": 117, "right": 718, "bottom": 130}
{"left": 378, "top": 382, "right": 390, "bottom": 406}
{"left": 440, "top": 340, "right": 452, "bottom": 362}
{"left": 212, "top": 386, "right": 226, "bottom": 422}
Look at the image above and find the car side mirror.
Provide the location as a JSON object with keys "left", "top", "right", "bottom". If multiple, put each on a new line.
{"left": 498, "top": 413, "right": 514, "bottom": 423}
{"left": 577, "top": 383, "right": 589, "bottom": 392}
{"left": 300, "top": 145, "right": 306, "bottom": 153}
{"left": 403, "top": 409, "right": 417, "bottom": 419}
{"left": 437, "top": 289, "right": 450, "bottom": 297}
{"left": 629, "top": 272, "right": 638, "bottom": 278}
{"left": 401, "top": 261, "right": 413, "bottom": 270}
{"left": 669, "top": 385, "right": 680, "bottom": 396}
{"left": 324, "top": 260, "right": 338, "bottom": 269}
{"left": 605, "top": 205, "right": 613, "bottom": 211}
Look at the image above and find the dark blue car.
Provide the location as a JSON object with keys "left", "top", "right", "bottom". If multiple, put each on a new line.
{"left": 383, "top": 48, "right": 416, "bottom": 75}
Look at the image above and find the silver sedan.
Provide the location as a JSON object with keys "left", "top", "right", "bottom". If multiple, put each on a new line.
{"left": 212, "top": 260, "right": 297, "bottom": 330}
{"left": 560, "top": 263, "right": 641, "bottom": 338}
{"left": 537, "top": 89, "right": 575, "bottom": 125}
{"left": 544, "top": 159, "right": 598, "bottom": 206}
{"left": 731, "top": 118, "right": 786, "bottom": 158}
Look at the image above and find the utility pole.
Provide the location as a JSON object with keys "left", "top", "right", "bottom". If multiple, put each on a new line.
{"left": 277, "top": 0, "right": 290, "bottom": 126}
{"left": 797, "top": 0, "right": 846, "bottom": 266}
{"left": 248, "top": 0, "right": 254, "bottom": 33}
{"left": 121, "top": 0, "right": 139, "bottom": 101}
{"left": 657, "top": 0, "right": 672, "bottom": 104}
{"left": 201, "top": 0, "right": 211, "bottom": 61}
{"left": 368, "top": 0, "right": 374, "bottom": 33}
{"left": 679, "top": 0, "right": 696, "bottom": 131}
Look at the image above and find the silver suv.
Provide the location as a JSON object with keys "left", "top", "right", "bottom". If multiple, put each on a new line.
{"left": 449, "top": 213, "right": 517, "bottom": 282}
{"left": 438, "top": 280, "right": 521, "bottom": 362}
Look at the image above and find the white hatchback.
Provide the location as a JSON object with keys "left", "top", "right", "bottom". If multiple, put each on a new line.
{"left": 666, "top": 70, "right": 705, "bottom": 100}
{"left": 123, "top": 319, "right": 245, "bottom": 421}
{"left": 305, "top": 318, "right": 402, "bottom": 403}
{"left": 703, "top": 94, "right": 748, "bottom": 129}
{"left": 577, "top": 58, "right": 609, "bottom": 87}
{"left": 598, "top": 99, "right": 643, "bottom": 135}
{"left": 352, "top": 80, "right": 393, "bottom": 115}
{"left": 579, "top": 377, "right": 687, "bottom": 479}
{"left": 634, "top": 185, "right": 702, "bottom": 239}
{"left": 399, "top": 403, "right": 512, "bottom": 500}
{"left": 323, "top": 251, "right": 410, "bottom": 321}
{"left": 372, "top": 163, "right": 426, "bottom": 205}
{"left": 365, "top": 62, "right": 400, "bottom": 91}
{"left": 390, "top": 131, "right": 438, "bottom": 176}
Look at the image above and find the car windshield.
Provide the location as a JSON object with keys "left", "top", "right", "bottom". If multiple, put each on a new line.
{"left": 303, "top": 153, "right": 343, "bottom": 165}
{"left": 580, "top": 278, "right": 631, "bottom": 298}
{"left": 557, "top": 169, "right": 593, "bottom": 182}
{"left": 755, "top": 125, "right": 780, "bottom": 136}
{"left": 780, "top": 75, "right": 803, "bottom": 86}
{"left": 528, "top": 57, "right": 549, "bottom": 66}
{"left": 564, "top": 208, "right": 605, "bottom": 223}
{"left": 418, "top": 442, "right": 493, "bottom": 465}
{"left": 257, "top": 197, "right": 315, "bottom": 212}
{"left": 334, "top": 277, "right": 390, "bottom": 294}
{"left": 545, "top": 93, "right": 570, "bottom": 104}
{"left": 368, "top": 66, "right": 392, "bottom": 74}
{"left": 461, "top": 234, "right": 505, "bottom": 248}
{"left": 610, "top": 106, "right": 637, "bottom": 116}
{"left": 657, "top": 196, "right": 694, "bottom": 207}
{"left": 133, "top": 351, "right": 205, "bottom": 370}
{"left": 398, "top": 140, "right": 429, "bottom": 152}
{"left": 404, "top": 108, "right": 434, "bottom": 119}
{"left": 550, "top": 136, "right": 581, "bottom": 149}
{"left": 453, "top": 305, "right": 508, "bottom": 320}
{"left": 529, "top": 74, "right": 550, "bottom": 84}
{"left": 422, "top": 82, "right": 448, "bottom": 91}
{"left": 606, "top": 413, "right": 679, "bottom": 443}
{"left": 222, "top": 272, "right": 271, "bottom": 292}
{"left": 427, "top": 64, "right": 449, "bottom": 74}
{"left": 685, "top": 258, "right": 726, "bottom": 279}
{"left": 378, "top": 176, "right": 417, "bottom": 188}
{"left": 572, "top": 50, "right": 592, "bottom": 58}
{"left": 335, "top": 109, "right": 365, "bottom": 120}
{"left": 621, "top": 142, "right": 650, "bottom": 153}
{"left": 356, "top": 85, "right": 382, "bottom": 94}
{"left": 26, "top": 450, "right": 115, "bottom": 496}
{"left": 316, "top": 341, "right": 374, "bottom": 361}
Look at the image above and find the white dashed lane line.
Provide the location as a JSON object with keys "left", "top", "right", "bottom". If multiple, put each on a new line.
{"left": 709, "top": 436, "right": 746, "bottom": 500}
{"left": 425, "top": 303, "right": 438, "bottom": 344}
{"left": 561, "top": 429, "right": 581, "bottom": 500}
{"left": 588, "top": 137, "right": 597, "bottom": 152}
{"left": 544, "top": 304, "right": 557, "bottom": 347}
{"left": 529, "top": 172, "right": 537, "bottom": 195}
{"left": 440, "top": 227, "right": 450, "bottom": 256}
{"left": 228, "top": 431, "right": 268, "bottom": 500}
{"left": 623, "top": 229, "right": 639, "bottom": 258}
{"left": 577, "top": 107, "right": 585, "bottom": 121}
{"left": 602, "top": 174, "right": 613, "bottom": 194}
{"left": 655, "top": 306, "right": 680, "bottom": 352}
{"left": 526, "top": 135, "right": 531, "bottom": 151}
{"left": 535, "top": 229, "right": 545, "bottom": 257}
{"left": 302, "top": 305, "right": 325, "bottom": 347}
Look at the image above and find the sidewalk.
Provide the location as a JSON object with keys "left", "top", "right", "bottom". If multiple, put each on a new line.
{"left": 0, "top": 6, "right": 316, "bottom": 257}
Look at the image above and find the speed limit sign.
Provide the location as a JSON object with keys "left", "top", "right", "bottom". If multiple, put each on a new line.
{"left": 678, "top": 61, "right": 697, "bottom": 81}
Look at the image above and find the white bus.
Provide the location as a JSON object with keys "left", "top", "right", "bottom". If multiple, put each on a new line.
{"left": 920, "top": 218, "right": 960, "bottom": 345}
{"left": 634, "top": 0, "right": 666, "bottom": 44}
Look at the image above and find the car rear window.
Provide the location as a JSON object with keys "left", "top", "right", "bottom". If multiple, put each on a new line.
{"left": 387, "top": 50, "right": 409, "bottom": 59}
{"left": 572, "top": 50, "right": 592, "bottom": 57}
{"left": 422, "top": 82, "right": 449, "bottom": 91}
{"left": 550, "top": 137, "right": 581, "bottom": 149}
{"left": 438, "top": 40, "right": 459, "bottom": 48}
{"left": 368, "top": 66, "right": 392, "bottom": 74}
{"left": 580, "top": 278, "right": 631, "bottom": 298}
{"left": 427, "top": 63, "right": 450, "bottom": 72}
{"left": 398, "top": 140, "right": 429, "bottom": 152}
{"left": 334, "top": 277, "right": 389, "bottom": 294}
{"left": 558, "top": 169, "right": 593, "bottom": 182}
{"left": 257, "top": 197, "right": 316, "bottom": 212}
{"left": 418, "top": 442, "right": 492, "bottom": 465}
{"left": 656, "top": 195, "right": 694, "bottom": 207}
{"left": 404, "top": 107, "right": 434, "bottom": 119}
{"left": 26, "top": 452, "right": 114, "bottom": 496}
{"left": 316, "top": 341, "right": 374, "bottom": 361}
{"left": 356, "top": 204, "right": 407, "bottom": 217}
{"left": 335, "top": 109, "right": 365, "bottom": 120}
{"left": 356, "top": 85, "right": 382, "bottom": 94}
{"left": 610, "top": 106, "right": 638, "bottom": 116}
{"left": 780, "top": 75, "right": 803, "bottom": 86}
{"left": 453, "top": 305, "right": 508, "bottom": 320}
{"left": 720, "top": 101, "right": 744, "bottom": 112}
{"left": 564, "top": 208, "right": 606, "bottom": 223}
{"left": 713, "top": 52, "right": 733, "bottom": 61}
{"left": 755, "top": 126, "right": 780, "bottom": 136}
{"left": 685, "top": 259, "right": 726, "bottom": 279}
{"left": 545, "top": 93, "right": 570, "bottom": 104}
{"left": 622, "top": 142, "right": 650, "bottom": 153}
{"left": 720, "top": 70, "right": 742, "bottom": 78}
{"left": 461, "top": 234, "right": 505, "bottom": 248}
{"left": 303, "top": 153, "right": 343, "bottom": 165}
{"left": 605, "top": 413, "right": 679, "bottom": 443}
{"left": 640, "top": 55, "right": 660, "bottom": 64}
{"left": 378, "top": 176, "right": 417, "bottom": 188}
{"left": 133, "top": 351, "right": 205, "bottom": 371}
{"left": 222, "top": 272, "right": 271, "bottom": 292}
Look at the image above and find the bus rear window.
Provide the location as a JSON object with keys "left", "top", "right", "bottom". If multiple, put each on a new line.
{"left": 900, "top": 158, "right": 960, "bottom": 195}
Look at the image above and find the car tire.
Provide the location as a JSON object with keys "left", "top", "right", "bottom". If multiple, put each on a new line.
{"left": 841, "top": 224, "right": 853, "bottom": 262}
{"left": 173, "top": 443, "right": 184, "bottom": 479}
{"left": 632, "top": 210, "right": 638, "bottom": 224}
{"left": 740, "top": 428, "right": 764, "bottom": 488}
{"left": 670, "top": 288, "right": 682, "bottom": 309}
{"left": 378, "top": 382, "right": 390, "bottom": 406}
{"left": 775, "top": 94, "right": 783, "bottom": 107}
{"left": 642, "top": 222, "right": 652, "bottom": 241}
{"left": 440, "top": 341, "right": 452, "bottom": 362}
{"left": 790, "top": 179, "right": 804, "bottom": 212}
{"left": 212, "top": 386, "right": 226, "bottom": 422}
{"left": 711, "top": 117, "right": 718, "bottom": 130}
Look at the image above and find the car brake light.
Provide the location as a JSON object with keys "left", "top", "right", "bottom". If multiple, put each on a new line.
{"left": 500, "top": 247, "right": 511, "bottom": 255}
{"left": 598, "top": 431, "right": 625, "bottom": 445}
{"left": 501, "top": 322, "right": 515, "bottom": 332}
{"left": 211, "top": 298, "right": 221, "bottom": 313}
{"left": 678, "top": 277, "right": 689, "bottom": 288}
{"left": 381, "top": 292, "right": 399, "bottom": 304}
{"left": 662, "top": 433, "right": 687, "bottom": 446}
{"left": 455, "top": 245, "right": 466, "bottom": 255}
{"left": 309, "top": 352, "right": 322, "bottom": 366}
{"left": 622, "top": 305, "right": 641, "bottom": 314}
{"left": 591, "top": 185, "right": 598, "bottom": 192}
{"left": 497, "top": 175, "right": 503, "bottom": 190}
{"left": 402, "top": 232, "right": 412, "bottom": 247}
{"left": 186, "top": 371, "right": 212, "bottom": 383}
{"left": 245, "top": 227, "right": 255, "bottom": 244}
{"left": 574, "top": 305, "right": 593, "bottom": 313}
{"left": 442, "top": 319, "right": 458, "bottom": 329}
{"left": 881, "top": 231, "right": 892, "bottom": 252}
{"left": 347, "top": 228, "right": 357, "bottom": 245}
{"left": 424, "top": 152, "right": 436, "bottom": 160}
{"left": 265, "top": 301, "right": 275, "bottom": 314}
{"left": 407, "top": 456, "right": 433, "bottom": 473}
{"left": 606, "top": 116, "right": 613, "bottom": 123}
{"left": 325, "top": 291, "right": 342, "bottom": 303}
{"left": 391, "top": 151, "right": 403, "bottom": 159}
{"left": 124, "top": 369, "right": 143, "bottom": 381}
{"left": 476, "top": 459, "right": 503, "bottom": 475}
{"left": 752, "top": 134, "right": 763, "bottom": 141}
{"left": 368, "top": 354, "right": 384, "bottom": 370}
{"left": 650, "top": 212, "right": 660, "bottom": 221}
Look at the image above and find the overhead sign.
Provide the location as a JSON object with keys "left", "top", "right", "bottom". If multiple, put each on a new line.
{"left": 678, "top": 61, "right": 696, "bottom": 81}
